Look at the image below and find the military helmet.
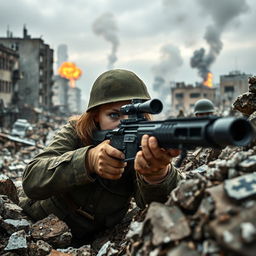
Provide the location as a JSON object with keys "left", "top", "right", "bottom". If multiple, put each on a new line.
{"left": 87, "top": 69, "right": 151, "bottom": 111}
{"left": 194, "top": 99, "right": 215, "bottom": 114}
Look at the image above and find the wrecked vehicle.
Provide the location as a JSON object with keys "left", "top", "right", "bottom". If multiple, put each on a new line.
{"left": 11, "top": 119, "right": 33, "bottom": 138}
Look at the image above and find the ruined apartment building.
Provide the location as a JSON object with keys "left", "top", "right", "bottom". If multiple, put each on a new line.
{"left": 0, "top": 44, "right": 19, "bottom": 107}
{"left": 171, "top": 82, "right": 216, "bottom": 115}
{"left": 220, "top": 70, "right": 251, "bottom": 108}
{"left": 0, "top": 26, "right": 54, "bottom": 111}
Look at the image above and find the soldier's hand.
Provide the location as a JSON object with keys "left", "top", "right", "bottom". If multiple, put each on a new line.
{"left": 86, "top": 140, "right": 127, "bottom": 180}
{"left": 134, "top": 135, "right": 180, "bottom": 183}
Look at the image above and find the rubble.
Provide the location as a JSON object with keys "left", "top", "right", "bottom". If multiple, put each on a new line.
{"left": 233, "top": 76, "right": 256, "bottom": 116}
{"left": 31, "top": 214, "right": 72, "bottom": 248}
{"left": 1, "top": 77, "right": 256, "bottom": 255}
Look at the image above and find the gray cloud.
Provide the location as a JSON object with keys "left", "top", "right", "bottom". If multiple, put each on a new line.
{"left": 92, "top": 12, "right": 119, "bottom": 69}
{"left": 0, "top": 0, "right": 255, "bottom": 103}
{"left": 152, "top": 44, "right": 183, "bottom": 105}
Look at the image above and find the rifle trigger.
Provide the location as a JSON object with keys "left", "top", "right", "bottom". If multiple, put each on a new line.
{"left": 124, "top": 157, "right": 135, "bottom": 162}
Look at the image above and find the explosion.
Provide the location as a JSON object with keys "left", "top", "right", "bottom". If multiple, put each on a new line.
{"left": 203, "top": 72, "right": 213, "bottom": 88}
{"left": 58, "top": 62, "right": 82, "bottom": 88}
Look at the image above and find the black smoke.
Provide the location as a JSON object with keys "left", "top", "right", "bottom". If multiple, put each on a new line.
{"left": 191, "top": 0, "right": 249, "bottom": 83}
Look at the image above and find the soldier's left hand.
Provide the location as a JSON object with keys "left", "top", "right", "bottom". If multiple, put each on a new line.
{"left": 134, "top": 134, "right": 180, "bottom": 183}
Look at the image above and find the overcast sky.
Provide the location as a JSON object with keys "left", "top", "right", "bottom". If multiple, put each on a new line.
{"left": 1, "top": 0, "right": 256, "bottom": 108}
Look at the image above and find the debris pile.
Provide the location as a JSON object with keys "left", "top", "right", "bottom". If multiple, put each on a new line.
{"left": 0, "top": 77, "right": 256, "bottom": 255}
{"left": 120, "top": 77, "right": 256, "bottom": 256}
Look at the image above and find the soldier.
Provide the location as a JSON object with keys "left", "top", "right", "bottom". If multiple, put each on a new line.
{"left": 20, "top": 69, "right": 182, "bottom": 245}
{"left": 177, "top": 109, "right": 185, "bottom": 118}
{"left": 177, "top": 98, "right": 221, "bottom": 171}
{"left": 194, "top": 98, "right": 215, "bottom": 117}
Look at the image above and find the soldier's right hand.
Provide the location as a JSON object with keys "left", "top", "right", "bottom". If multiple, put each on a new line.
{"left": 86, "top": 140, "right": 127, "bottom": 180}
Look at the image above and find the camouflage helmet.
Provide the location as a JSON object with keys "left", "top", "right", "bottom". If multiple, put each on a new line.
{"left": 194, "top": 99, "right": 215, "bottom": 115}
{"left": 87, "top": 69, "right": 151, "bottom": 111}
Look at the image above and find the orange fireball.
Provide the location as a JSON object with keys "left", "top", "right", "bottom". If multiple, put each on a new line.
{"left": 203, "top": 72, "right": 213, "bottom": 88}
{"left": 58, "top": 62, "right": 82, "bottom": 88}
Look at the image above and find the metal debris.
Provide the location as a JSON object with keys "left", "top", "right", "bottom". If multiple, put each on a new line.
{"left": 224, "top": 172, "right": 256, "bottom": 200}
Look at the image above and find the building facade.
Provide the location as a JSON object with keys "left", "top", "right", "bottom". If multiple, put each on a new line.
{"left": 0, "top": 26, "right": 54, "bottom": 111}
{"left": 0, "top": 44, "right": 20, "bottom": 107}
{"left": 52, "top": 75, "right": 69, "bottom": 113}
{"left": 53, "top": 44, "right": 82, "bottom": 115}
{"left": 0, "top": 44, "right": 21, "bottom": 128}
{"left": 220, "top": 70, "right": 251, "bottom": 109}
{"left": 171, "top": 82, "right": 216, "bottom": 116}
{"left": 67, "top": 87, "right": 81, "bottom": 114}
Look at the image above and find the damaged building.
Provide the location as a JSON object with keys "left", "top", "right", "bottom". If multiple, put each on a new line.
{"left": 220, "top": 70, "right": 252, "bottom": 109}
{"left": 0, "top": 26, "right": 54, "bottom": 125}
{"left": 0, "top": 44, "right": 20, "bottom": 129}
{"left": 170, "top": 70, "right": 251, "bottom": 116}
{"left": 0, "top": 26, "right": 54, "bottom": 112}
{"left": 171, "top": 82, "right": 216, "bottom": 116}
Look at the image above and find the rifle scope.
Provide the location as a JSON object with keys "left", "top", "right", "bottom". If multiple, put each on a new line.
{"left": 120, "top": 99, "right": 163, "bottom": 115}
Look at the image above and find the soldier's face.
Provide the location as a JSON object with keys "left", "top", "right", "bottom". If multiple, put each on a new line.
{"left": 95, "top": 101, "right": 130, "bottom": 130}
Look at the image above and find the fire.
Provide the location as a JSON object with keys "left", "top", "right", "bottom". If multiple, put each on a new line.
{"left": 58, "top": 62, "right": 82, "bottom": 88}
{"left": 203, "top": 72, "right": 213, "bottom": 88}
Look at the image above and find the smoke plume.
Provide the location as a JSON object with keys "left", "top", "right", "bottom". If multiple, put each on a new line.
{"left": 152, "top": 44, "right": 183, "bottom": 106}
{"left": 191, "top": 0, "right": 249, "bottom": 83}
{"left": 92, "top": 12, "right": 119, "bottom": 70}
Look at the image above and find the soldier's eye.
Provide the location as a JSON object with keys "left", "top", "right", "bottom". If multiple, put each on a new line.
{"left": 108, "top": 112, "right": 120, "bottom": 120}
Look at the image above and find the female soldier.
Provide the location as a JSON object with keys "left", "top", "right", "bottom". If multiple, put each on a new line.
{"left": 21, "top": 69, "right": 182, "bottom": 244}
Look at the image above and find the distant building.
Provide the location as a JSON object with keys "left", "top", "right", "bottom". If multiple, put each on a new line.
{"left": 0, "top": 26, "right": 54, "bottom": 111}
{"left": 171, "top": 82, "right": 216, "bottom": 115}
{"left": 0, "top": 44, "right": 20, "bottom": 107}
{"left": 220, "top": 70, "right": 251, "bottom": 108}
{"left": 0, "top": 44, "right": 20, "bottom": 128}
{"left": 53, "top": 44, "right": 82, "bottom": 115}
{"left": 67, "top": 87, "right": 82, "bottom": 114}
{"left": 52, "top": 75, "right": 69, "bottom": 113}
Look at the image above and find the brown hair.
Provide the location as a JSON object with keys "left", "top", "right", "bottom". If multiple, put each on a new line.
{"left": 70, "top": 108, "right": 152, "bottom": 146}
{"left": 69, "top": 107, "right": 99, "bottom": 145}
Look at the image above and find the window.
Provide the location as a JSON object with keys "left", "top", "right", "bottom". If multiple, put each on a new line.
{"left": 175, "top": 93, "right": 184, "bottom": 99}
{"left": 190, "top": 93, "right": 200, "bottom": 98}
{"left": 224, "top": 86, "right": 234, "bottom": 93}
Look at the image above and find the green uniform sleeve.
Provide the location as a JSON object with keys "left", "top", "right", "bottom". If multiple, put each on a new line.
{"left": 22, "top": 122, "right": 95, "bottom": 200}
{"left": 134, "top": 165, "right": 184, "bottom": 209}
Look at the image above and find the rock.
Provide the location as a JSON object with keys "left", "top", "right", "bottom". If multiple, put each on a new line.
{"left": 233, "top": 92, "right": 256, "bottom": 116}
{"left": 4, "top": 230, "right": 28, "bottom": 253}
{"left": 143, "top": 202, "right": 191, "bottom": 246}
{"left": 0, "top": 179, "right": 19, "bottom": 204}
{"left": 31, "top": 214, "right": 72, "bottom": 248}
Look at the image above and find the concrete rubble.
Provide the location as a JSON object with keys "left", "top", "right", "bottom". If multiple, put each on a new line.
{"left": 0, "top": 77, "right": 256, "bottom": 255}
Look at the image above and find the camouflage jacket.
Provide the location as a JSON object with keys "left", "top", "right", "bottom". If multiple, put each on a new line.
{"left": 21, "top": 121, "right": 183, "bottom": 242}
